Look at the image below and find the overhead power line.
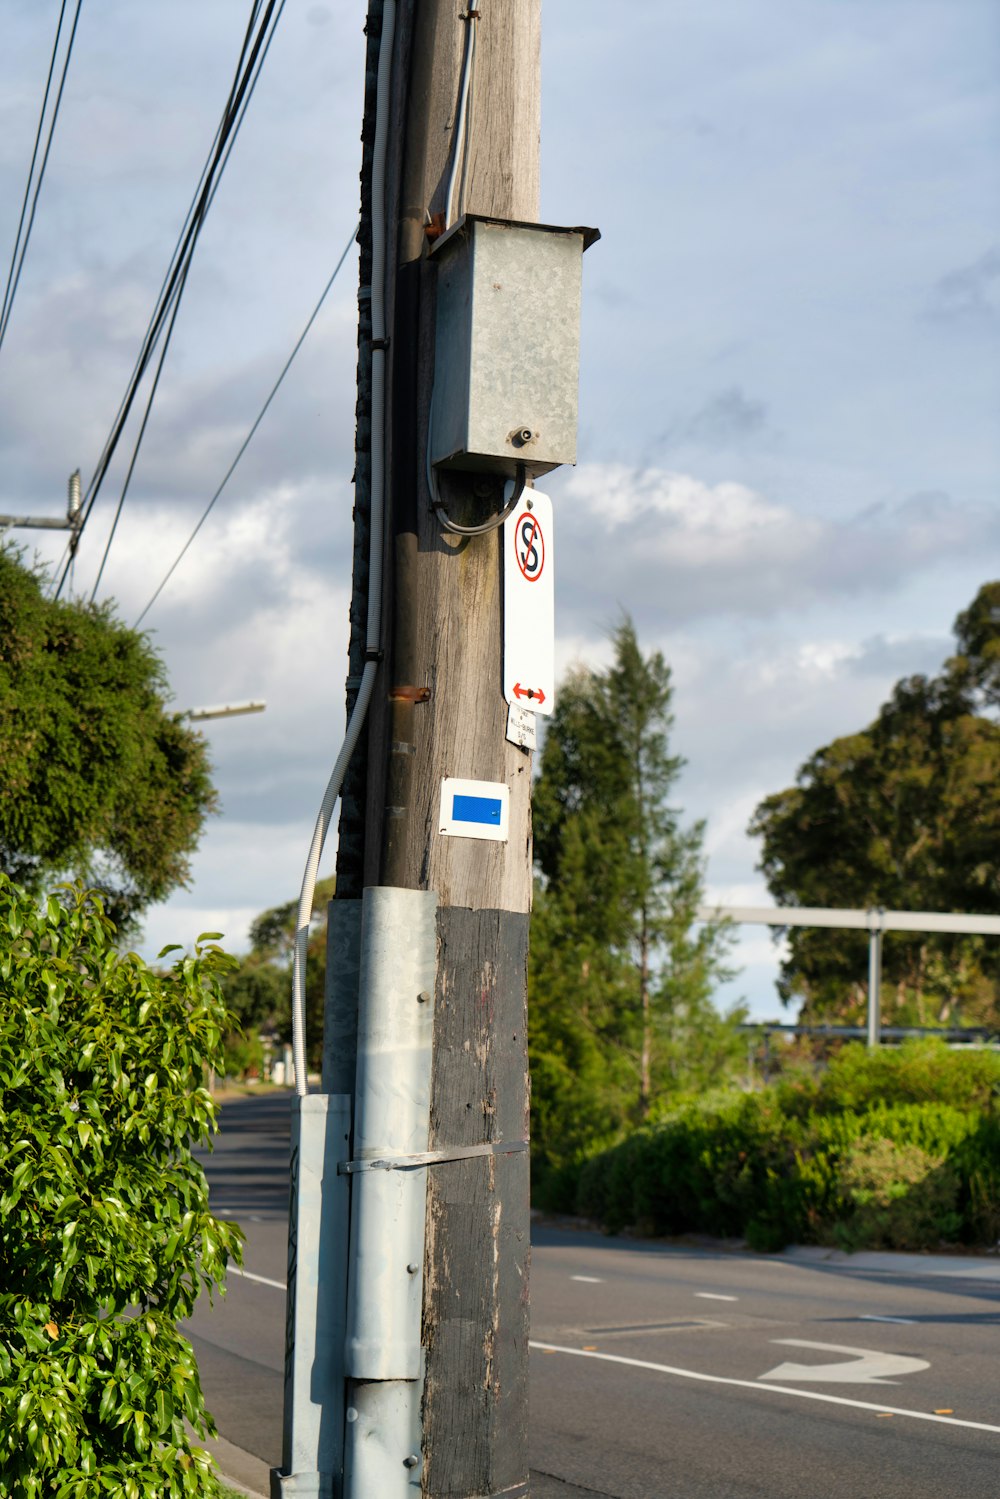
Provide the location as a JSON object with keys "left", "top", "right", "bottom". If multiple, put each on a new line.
{"left": 133, "top": 226, "right": 358, "bottom": 629}
{"left": 52, "top": 0, "right": 286, "bottom": 602}
{"left": 0, "top": 0, "right": 84, "bottom": 358}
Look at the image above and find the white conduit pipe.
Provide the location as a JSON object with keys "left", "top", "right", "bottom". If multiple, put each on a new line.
{"left": 444, "top": 9, "right": 478, "bottom": 229}
{"left": 291, "top": 0, "right": 396, "bottom": 1096}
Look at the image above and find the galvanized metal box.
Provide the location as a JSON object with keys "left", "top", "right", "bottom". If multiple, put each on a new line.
{"left": 429, "top": 215, "right": 599, "bottom": 479}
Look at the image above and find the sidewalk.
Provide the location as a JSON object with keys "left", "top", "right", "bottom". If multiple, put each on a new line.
{"left": 780, "top": 1243, "right": 1000, "bottom": 1282}
{"left": 206, "top": 1431, "right": 270, "bottom": 1498}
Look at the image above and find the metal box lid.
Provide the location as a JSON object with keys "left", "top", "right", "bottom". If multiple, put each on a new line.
{"left": 429, "top": 215, "right": 599, "bottom": 479}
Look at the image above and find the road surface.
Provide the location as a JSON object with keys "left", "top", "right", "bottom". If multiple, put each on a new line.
{"left": 184, "top": 1092, "right": 1000, "bottom": 1497}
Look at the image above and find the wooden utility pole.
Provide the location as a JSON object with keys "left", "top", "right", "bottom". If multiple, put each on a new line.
{"left": 338, "top": 1, "right": 540, "bottom": 1492}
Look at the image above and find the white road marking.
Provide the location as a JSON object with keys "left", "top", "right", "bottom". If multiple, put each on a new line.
{"left": 696, "top": 1293, "right": 738, "bottom": 1302}
{"left": 760, "top": 1339, "right": 928, "bottom": 1385}
{"left": 529, "top": 1342, "right": 1000, "bottom": 1436}
{"left": 859, "top": 1314, "right": 917, "bottom": 1326}
{"left": 571, "top": 1275, "right": 604, "bottom": 1284}
{"left": 231, "top": 1266, "right": 287, "bottom": 1291}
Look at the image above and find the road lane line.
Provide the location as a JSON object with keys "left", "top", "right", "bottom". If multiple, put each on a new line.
{"left": 860, "top": 1314, "right": 916, "bottom": 1325}
{"left": 231, "top": 1267, "right": 287, "bottom": 1291}
{"left": 571, "top": 1275, "right": 604, "bottom": 1283}
{"left": 528, "top": 1341, "right": 1000, "bottom": 1436}
{"left": 696, "top": 1293, "right": 737, "bottom": 1302}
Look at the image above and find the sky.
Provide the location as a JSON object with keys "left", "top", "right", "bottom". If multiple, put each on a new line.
{"left": 1, "top": 0, "right": 998, "bottom": 1021}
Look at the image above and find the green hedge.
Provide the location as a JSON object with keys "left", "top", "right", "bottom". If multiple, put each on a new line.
{"left": 574, "top": 1041, "right": 1000, "bottom": 1252}
{"left": 0, "top": 877, "right": 243, "bottom": 1496}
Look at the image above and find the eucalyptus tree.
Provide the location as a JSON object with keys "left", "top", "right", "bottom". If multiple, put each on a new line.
{"left": 530, "top": 618, "right": 735, "bottom": 1176}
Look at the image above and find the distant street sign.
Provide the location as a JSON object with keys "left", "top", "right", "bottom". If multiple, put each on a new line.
{"left": 503, "top": 490, "right": 554, "bottom": 717}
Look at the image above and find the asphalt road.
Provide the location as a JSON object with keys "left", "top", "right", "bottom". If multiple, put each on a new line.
{"left": 184, "top": 1092, "right": 1000, "bottom": 1498}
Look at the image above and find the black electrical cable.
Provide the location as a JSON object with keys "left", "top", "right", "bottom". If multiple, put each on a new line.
{"left": 0, "top": 0, "right": 68, "bottom": 341}
{"left": 53, "top": 0, "right": 284, "bottom": 601}
{"left": 133, "top": 224, "right": 357, "bottom": 628}
{"left": 88, "top": 254, "right": 194, "bottom": 604}
{"left": 0, "top": 0, "right": 83, "bottom": 356}
{"left": 75, "top": 0, "right": 268, "bottom": 515}
{"left": 81, "top": 0, "right": 280, "bottom": 509}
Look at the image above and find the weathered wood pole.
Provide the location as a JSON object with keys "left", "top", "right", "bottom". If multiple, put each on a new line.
{"left": 339, "top": 1, "right": 540, "bottom": 1492}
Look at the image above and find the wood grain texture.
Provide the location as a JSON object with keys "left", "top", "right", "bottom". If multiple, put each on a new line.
{"left": 356, "top": 5, "right": 541, "bottom": 1491}
{"left": 422, "top": 906, "right": 531, "bottom": 1498}
{"left": 366, "top": 0, "right": 542, "bottom": 916}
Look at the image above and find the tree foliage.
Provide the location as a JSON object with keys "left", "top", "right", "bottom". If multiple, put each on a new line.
{"left": 529, "top": 619, "right": 738, "bottom": 1186}
{"left": 749, "top": 582, "right": 1000, "bottom": 1025}
{"left": 0, "top": 547, "right": 216, "bottom": 932}
{"left": 0, "top": 875, "right": 242, "bottom": 1495}
{"left": 220, "top": 877, "right": 334, "bottom": 1071}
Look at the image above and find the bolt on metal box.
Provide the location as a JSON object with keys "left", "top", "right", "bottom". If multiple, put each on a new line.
{"left": 429, "top": 215, "right": 599, "bottom": 479}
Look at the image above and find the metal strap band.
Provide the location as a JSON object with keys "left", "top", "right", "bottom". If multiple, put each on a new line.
{"left": 338, "top": 1139, "right": 529, "bottom": 1175}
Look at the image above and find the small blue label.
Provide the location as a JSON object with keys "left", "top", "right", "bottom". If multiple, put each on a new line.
{"left": 452, "top": 794, "right": 502, "bottom": 826}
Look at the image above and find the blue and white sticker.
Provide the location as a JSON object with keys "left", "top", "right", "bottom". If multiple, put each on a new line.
{"left": 439, "top": 777, "right": 510, "bottom": 842}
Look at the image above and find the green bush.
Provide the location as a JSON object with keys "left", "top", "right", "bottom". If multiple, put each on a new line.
{"left": 816, "top": 1039, "right": 1000, "bottom": 1113}
{"left": 834, "top": 1137, "right": 961, "bottom": 1251}
{"left": 573, "top": 1044, "right": 1000, "bottom": 1252}
{"left": 0, "top": 876, "right": 243, "bottom": 1496}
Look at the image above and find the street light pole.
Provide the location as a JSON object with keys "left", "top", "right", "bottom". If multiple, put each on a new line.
{"left": 183, "top": 700, "right": 267, "bottom": 722}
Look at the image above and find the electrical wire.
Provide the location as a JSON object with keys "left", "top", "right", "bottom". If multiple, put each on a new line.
{"left": 53, "top": 0, "right": 285, "bottom": 602}
{"left": 430, "top": 460, "right": 524, "bottom": 536}
{"left": 429, "top": 5, "right": 526, "bottom": 537}
{"left": 443, "top": 9, "right": 479, "bottom": 230}
{"left": 0, "top": 0, "right": 84, "bottom": 357}
{"left": 70, "top": 0, "right": 269, "bottom": 535}
{"left": 73, "top": 0, "right": 283, "bottom": 597}
{"left": 87, "top": 253, "right": 194, "bottom": 603}
{"left": 289, "top": 0, "right": 396, "bottom": 1096}
{"left": 133, "top": 225, "right": 358, "bottom": 629}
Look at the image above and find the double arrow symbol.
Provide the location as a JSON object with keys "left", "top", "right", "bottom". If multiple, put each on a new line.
{"left": 513, "top": 682, "right": 546, "bottom": 705}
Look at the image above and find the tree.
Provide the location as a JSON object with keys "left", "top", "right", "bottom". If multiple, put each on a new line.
{"left": 530, "top": 619, "right": 736, "bottom": 1180}
{"left": 0, "top": 547, "right": 216, "bottom": 931}
{"left": 220, "top": 876, "right": 333, "bottom": 1070}
{"left": 749, "top": 582, "right": 1000, "bottom": 1026}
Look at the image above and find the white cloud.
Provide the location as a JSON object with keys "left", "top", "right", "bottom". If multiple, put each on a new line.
{"left": 555, "top": 464, "right": 1000, "bottom": 626}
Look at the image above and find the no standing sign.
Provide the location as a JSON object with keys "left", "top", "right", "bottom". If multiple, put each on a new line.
{"left": 503, "top": 489, "right": 554, "bottom": 717}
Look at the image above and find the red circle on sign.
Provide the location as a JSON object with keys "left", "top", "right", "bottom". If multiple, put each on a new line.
{"left": 514, "top": 511, "right": 545, "bottom": 582}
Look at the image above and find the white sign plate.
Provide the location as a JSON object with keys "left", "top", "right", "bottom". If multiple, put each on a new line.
{"left": 505, "top": 702, "right": 538, "bottom": 752}
{"left": 439, "top": 777, "right": 510, "bottom": 842}
{"left": 503, "top": 490, "right": 554, "bottom": 716}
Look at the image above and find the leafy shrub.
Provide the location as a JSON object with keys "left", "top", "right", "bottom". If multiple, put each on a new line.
{"left": 574, "top": 1061, "right": 997, "bottom": 1252}
{"left": 834, "top": 1137, "right": 961, "bottom": 1251}
{"left": 0, "top": 876, "right": 243, "bottom": 1496}
{"left": 816, "top": 1039, "right": 1000, "bottom": 1113}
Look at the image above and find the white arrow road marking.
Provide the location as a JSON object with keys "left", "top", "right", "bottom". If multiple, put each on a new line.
{"left": 760, "top": 1339, "right": 929, "bottom": 1385}
{"left": 529, "top": 1343, "right": 1000, "bottom": 1436}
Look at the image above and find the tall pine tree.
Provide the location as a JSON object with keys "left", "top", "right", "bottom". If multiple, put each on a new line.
{"left": 530, "top": 619, "right": 737, "bottom": 1183}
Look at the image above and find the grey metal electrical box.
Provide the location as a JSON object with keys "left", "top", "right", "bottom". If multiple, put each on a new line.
{"left": 429, "top": 215, "right": 599, "bottom": 479}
